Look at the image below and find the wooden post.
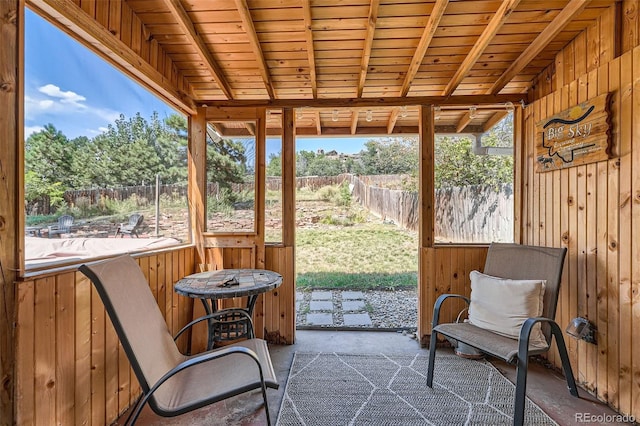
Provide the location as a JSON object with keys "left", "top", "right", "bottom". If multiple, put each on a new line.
{"left": 188, "top": 107, "right": 207, "bottom": 264}
{"left": 282, "top": 108, "right": 296, "bottom": 247}
{"left": 513, "top": 104, "right": 524, "bottom": 244}
{"left": 255, "top": 108, "right": 266, "bottom": 269}
{"left": 282, "top": 107, "right": 296, "bottom": 343}
{"left": 0, "top": 1, "right": 22, "bottom": 423}
{"left": 419, "top": 105, "right": 435, "bottom": 249}
{"left": 418, "top": 105, "right": 435, "bottom": 341}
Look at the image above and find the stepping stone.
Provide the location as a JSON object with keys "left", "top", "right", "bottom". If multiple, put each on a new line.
{"left": 343, "top": 313, "right": 372, "bottom": 326}
{"left": 311, "top": 291, "right": 332, "bottom": 300}
{"left": 295, "top": 300, "right": 302, "bottom": 310}
{"left": 310, "top": 301, "right": 334, "bottom": 311}
{"left": 306, "top": 313, "right": 333, "bottom": 326}
{"left": 342, "top": 291, "right": 364, "bottom": 300}
{"left": 296, "top": 291, "right": 304, "bottom": 301}
{"left": 342, "top": 300, "right": 366, "bottom": 311}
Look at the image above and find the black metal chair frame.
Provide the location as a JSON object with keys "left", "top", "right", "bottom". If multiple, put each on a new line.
{"left": 79, "top": 256, "right": 278, "bottom": 426}
{"left": 426, "top": 243, "right": 579, "bottom": 426}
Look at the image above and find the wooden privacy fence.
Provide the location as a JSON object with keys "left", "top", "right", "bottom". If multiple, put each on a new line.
{"left": 60, "top": 175, "right": 513, "bottom": 243}
{"left": 433, "top": 183, "right": 514, "bottom": 243}
{"left": 60, "top": 176, "right": 347, "bottom": 210}
{"left": 347, "top": 174, "right": 513, "bottom": 243}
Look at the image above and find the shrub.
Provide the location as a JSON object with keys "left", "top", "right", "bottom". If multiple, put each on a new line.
{"left": 336, "top": 182, "right": 351, "bottom": 207}
{"left": 316, "top": 185, "right": 338, "bottom": 201}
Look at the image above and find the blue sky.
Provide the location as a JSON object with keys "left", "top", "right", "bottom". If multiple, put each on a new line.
{"left": 24, "top": 9, "right": 371, "bottom": 155}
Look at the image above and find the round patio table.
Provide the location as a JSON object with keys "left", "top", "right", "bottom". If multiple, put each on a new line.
{"left": 175, "top": 269, "right": 282, "bottom": 349}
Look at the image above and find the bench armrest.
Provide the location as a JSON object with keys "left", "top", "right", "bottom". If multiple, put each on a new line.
{"left": 432, "top": 294, "right": 470, "bottom": 328}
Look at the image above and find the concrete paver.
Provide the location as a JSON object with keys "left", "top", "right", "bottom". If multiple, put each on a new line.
{"left": 306, "top": 313, "right": 333, "bottom": 325}
{"left": 310, "top": 301, "right": 334, "bottom": 311}
{"left": 342, "top": 291, "right": 364, "bottom": 300}
{"left": 311, "top": 291, "right": 332, "bottom": 300}
{"left": 343, "top": 313, "right": 372, "bottom": 326}
{"left": 342, "top": 300, "right": 366, "bottom": 311}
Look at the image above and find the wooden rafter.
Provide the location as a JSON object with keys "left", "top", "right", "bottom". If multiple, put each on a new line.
{"left": 456, "top": 110, "right": 473, "bottom": 133}
{"left": 315, "top": 111, "right": 322, "bottom": 135}
{"left": 399, "top": 0, "right": 449, "bottom": 97}
{"left": 351, "top": 110, "right": 359, "bottom": 135}
{"left": 489, "top": 0, "right": 591, "bottom": 94}
{"left": 387, "top": 109, "right": 400, "bottom": 134}
{"left": 29, "top": 0, "right": 196, "bottom": 114}
{"left": 162, "top": 0, "right": 233, "bottom": 100}
{"left": 443, "top": 0, "right": 521, "bottom": 97}
{"left": 235, "top": 0, "right": 276, "bottom": 99}
{"left": 357, "top": 0, "right": 380, "bottom": 97}
{"left": 483, "top": 110, "right": 510, "bottom": 132}
{"left": 302, "top": 0, "right": 318, "bottom": 98}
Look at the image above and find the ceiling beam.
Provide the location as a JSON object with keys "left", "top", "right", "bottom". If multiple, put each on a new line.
{"left": 235, "top": 0, "right": 276, "bottom": 98}
{"left": 162, "top": 0, "right": 233, "bottom": 100}
{"left": 261, "top": 124, "right": 486, "bottom": 137}
{"left": 351, "top": 110, "right": 359, "bottom": 134}
{"left": 456, "top": 111, "right": 473, "bottom": 133}
{"left": 28, "top": 0, "right": 196, "bottom": 114}
{"left": 302, "top": 0, "right": 318, "bottom": 98}
{"left": 489, "top": 0, "right": 591, "bottom": 94}
{"left": 200, "top": 93, "right": 527, "bottom": 108}
{"left": 443, "top": 0, "right": 521, "bottom": 96}
{"left": 399, "top": 0, "right": 449, "bottom": 97}
{"left": 357, "top": 0, "right": 380, "bottom": 97}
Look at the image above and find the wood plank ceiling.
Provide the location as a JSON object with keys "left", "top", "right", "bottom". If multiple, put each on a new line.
{"left": 49, "top": 0, "right": 614, "bottom": 136}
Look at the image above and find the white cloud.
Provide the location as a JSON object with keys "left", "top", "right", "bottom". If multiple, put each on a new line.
{"left": 38, "top": 84, "right": 86, "bottom": 105}
{"left": 24, "top": 125, "right": 44, "bottom": 137}
{"left": 24, "top": 83, "right": 121, "bottom": 138}
{"left": 86, "top": 126, "right": 109, "bottom": 135}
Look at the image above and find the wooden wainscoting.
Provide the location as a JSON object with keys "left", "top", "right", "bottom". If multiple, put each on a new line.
{"left": 264, "top": 245, "right": 295, "bottom": 344}
{"left": 189, "top": 245, "right": 295, "bottom": 352}
{"left": 15, "top": 247, "right": 196, "bottom": 426}
{"left": 418, "top": 245, "right": 488, "bottom": 345}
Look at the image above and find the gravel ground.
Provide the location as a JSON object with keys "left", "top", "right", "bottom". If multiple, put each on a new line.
{"left": 296, "top": 288, "right": 418, "bottom": 331}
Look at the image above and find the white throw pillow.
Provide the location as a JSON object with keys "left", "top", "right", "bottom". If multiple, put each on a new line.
{"left": 468, "top": 270, "right": 548, "bottom": 350}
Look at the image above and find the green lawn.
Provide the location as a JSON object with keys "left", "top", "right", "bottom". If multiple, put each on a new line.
{"left": 296, "top": 223, "right": 418, "bottom": 290}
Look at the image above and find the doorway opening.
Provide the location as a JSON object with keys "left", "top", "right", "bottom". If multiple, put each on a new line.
{"left": 282, "top": 128, "right": 420, "bottom": 334}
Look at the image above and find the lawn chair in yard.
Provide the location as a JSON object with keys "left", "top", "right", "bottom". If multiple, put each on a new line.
{"left": 426, "top": 243, "right": 578, "bottom": 426}
{"left": 79, "top": 255, "right": 279, "bottom": 425}
{"left": 47, "top": 214, "right": 74, "bottom": 238}
{"left": 115, "top": 213, "right": 144, "bottom": 238}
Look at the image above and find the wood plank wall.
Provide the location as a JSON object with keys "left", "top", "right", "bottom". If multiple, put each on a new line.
{"left": 191, "top": 246, "right": 295, "bottom": 352}
{"left": 15, "top": 247, "right": 195, "bottom": 426}
{"left": 418, "top": 246, "right": 488, "bottom": 343}
{"left": 522, "top": 4, "right": 640, "bottom": 418}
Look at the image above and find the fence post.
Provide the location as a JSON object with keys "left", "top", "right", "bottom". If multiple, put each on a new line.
{"left": 155, "top": 174, "right": 160, "bottom": 237}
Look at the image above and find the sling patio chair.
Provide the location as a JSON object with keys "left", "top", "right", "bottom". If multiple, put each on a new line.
{"left": 115, "top": 213, "right": 144, "bottom": 238}
{"left": 79, "top": 255, "right": 279, "bottom": 425}
{"left": 426, "top": 243, "right": 578, "bottom": 426}
{"left": 47, "top": 214, "right": 74, "bottom": 238}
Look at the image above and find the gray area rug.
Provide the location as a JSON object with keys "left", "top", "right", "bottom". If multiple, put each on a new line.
{"left": 276, "top": 352, "right": 557, "bottom": 426}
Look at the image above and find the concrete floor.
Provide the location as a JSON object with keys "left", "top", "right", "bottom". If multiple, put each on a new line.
{"left": 118, "top": 330, "right": 627, "bottom": 426}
